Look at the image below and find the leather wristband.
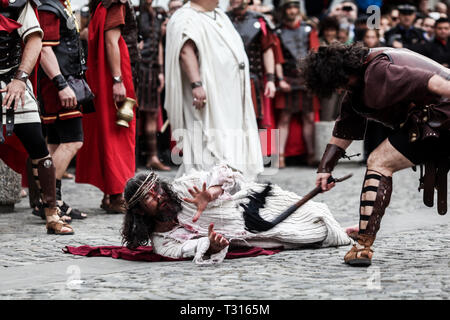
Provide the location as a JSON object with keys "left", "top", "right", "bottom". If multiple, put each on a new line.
{"left": 191, "top": 81, "right": 202, "bottom": 89}
{"left": 52, "top": 74, "right": 69, "bottom": 91}
{"left": 14, "top": 70, "right": 29, "bottom": 83}
{"left": 317, "top": 144, "right": 346, "bottom": 173}
{"left": 266, "top": 73, "right": 275, "bottom": 82}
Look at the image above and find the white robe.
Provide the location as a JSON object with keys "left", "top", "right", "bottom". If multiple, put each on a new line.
{"left": 164, "top": 3, "right": 264, "bottom": 180}
{"left": 151, "top": 165, "right": 352, "bottom": 265}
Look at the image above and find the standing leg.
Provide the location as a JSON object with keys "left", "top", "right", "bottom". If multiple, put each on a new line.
{"left": 14, "top": 123, "right": 74, "bottom": 235}
{"left": 277, "top": 111, "right": 291, "bottom": 168}
{"left": 47, "top": 118, "right": 87, "bottom": 219}
{"left": 301, "top": 111, "right": 316, "bottom": 166}
{"left": 144, "top": 111, "right": 170, "bottom": 171}
{"left": 344, "top": 138, "right": 414, "bottom": 266}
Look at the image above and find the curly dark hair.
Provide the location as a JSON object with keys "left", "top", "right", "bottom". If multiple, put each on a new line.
{"left": 300, "top": 42, "right": 369, "bottom": 98}
{"left": 318, "top": 16, "right": 340, "bottom": 38}
{"left": 121, "top": 173, "right": 182, "bottom": 249}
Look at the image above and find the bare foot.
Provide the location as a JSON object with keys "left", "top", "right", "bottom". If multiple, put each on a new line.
{"left": 146, "top": 156, "right": 171, "bottom": 171}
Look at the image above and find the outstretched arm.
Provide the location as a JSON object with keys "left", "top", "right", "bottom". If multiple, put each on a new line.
{"left": 183, "top": 182, "right": 224, "bottom": 222}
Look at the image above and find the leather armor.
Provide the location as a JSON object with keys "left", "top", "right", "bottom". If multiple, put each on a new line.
{"left": 0, "top": 0, "right": 31, "bottom": 70}
{"left": 38, "top": 0, "right": 85, "bottom": 77}
{"left": 138, "top": 9, "right": 162, "bottom": 65}
{"left": 228, "top": 10, "right": 272, "bottom": 79}
{"left": 278, "top": 22, "right": 311, "bottom": 77}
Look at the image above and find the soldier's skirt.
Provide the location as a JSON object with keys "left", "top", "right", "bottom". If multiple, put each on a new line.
{"left": 274, "top": 76, "right": 314, "bottom": 115}
{"left": 138, "top": 63, "right": 160, "bottom": 113}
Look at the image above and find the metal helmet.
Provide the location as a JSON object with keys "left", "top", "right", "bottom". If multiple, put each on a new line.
{"left": 280, "top": 0, "right": 300, "bottom": 8}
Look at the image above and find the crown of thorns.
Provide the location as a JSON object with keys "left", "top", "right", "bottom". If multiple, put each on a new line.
{"left": 126, "top": 171, "right": 158, "bottom": 209}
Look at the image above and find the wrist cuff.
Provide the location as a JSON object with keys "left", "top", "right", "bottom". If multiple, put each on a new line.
{"left": 317, "top": 144, "right": 346, "bottom": 173}
{"left": 266, "top": 73, "right": 275, "bottom": 82}
{"left": 52, "top": 74, "right": 68, "bottom": 91}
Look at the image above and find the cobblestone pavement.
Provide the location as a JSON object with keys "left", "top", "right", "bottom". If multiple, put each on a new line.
{"left": 0, "top": 164, "right": 449, "bottom": 300}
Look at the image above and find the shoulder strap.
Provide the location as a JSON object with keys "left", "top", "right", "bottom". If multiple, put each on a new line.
{"left": 38, "top": 0, "right": 67, "bottom": 19}
{"left": 365, "top": 48, "right": 393, "bottom": 64}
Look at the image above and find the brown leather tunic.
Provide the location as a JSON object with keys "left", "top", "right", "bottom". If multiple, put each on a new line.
{"left": 333, "top": 48, "right": 450, "bottom": 140}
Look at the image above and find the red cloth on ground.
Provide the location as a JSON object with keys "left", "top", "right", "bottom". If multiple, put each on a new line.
{"left": 75, "top": 3, "right": 136, "bottom": 195}
{"left": 63, "top": 245, "right": 281, "bottom": 262}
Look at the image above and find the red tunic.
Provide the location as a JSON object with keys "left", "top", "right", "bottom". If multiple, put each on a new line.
{"left": 75, "top": 3, "right": 136, "bottom": 195}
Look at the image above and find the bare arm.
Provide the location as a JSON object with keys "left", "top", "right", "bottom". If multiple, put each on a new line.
{"left": 179, "top": 39, "right": 201, "bottom": 83}
{"left": 263, "top": 47, "right": 275, "bottom": 75}
{"left": 157, "top": 39, "right": 165, "bottom": 92}
{"left": 263, "top": 47, "right": 276, "bottom": 98}
{"left": 105, "top": 27, "right": 122, "bottom": 78}
{"left": 40, "top": 46, "right": 62, "bottom": 79}
{"left": 105, "top": 27, "right": 126, "bottom": 102}
{"left": 428, "top": 74, "right": 450, "bottom": 99}
{"left": 329, "top": 136, "right": 353, "bottom": 150}
{"left": 180, "top": 40, "right": 205, "bottom": 110}
{"left": 20, "top": 32, "right": 42, "bottom": 74}
{"left": 1, "top": 32, "right": 42, "bottom": 110}
{"left": 40, "top": 46, "right": 77, "bottom": 108}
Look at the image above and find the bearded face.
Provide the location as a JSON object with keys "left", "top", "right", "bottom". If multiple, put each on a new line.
{"left": 140, "top": 181, "right": 181, "bottom": 223}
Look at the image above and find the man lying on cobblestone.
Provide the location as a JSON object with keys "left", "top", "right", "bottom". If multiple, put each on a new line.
{"left": 302, "top": 43, "right": 450, "bottom": 267}
{"left": 121, "top": 165, "right": 351, "bottom": 264}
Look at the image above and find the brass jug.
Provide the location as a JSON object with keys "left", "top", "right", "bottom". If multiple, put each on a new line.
{"left": 115, "top": 97, "right": 136, "bottom": 128}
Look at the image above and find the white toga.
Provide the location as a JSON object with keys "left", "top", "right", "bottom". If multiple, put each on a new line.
{"left": 164, "top": 3, "right": 264, "bottom": 181}
{"left": 151, "top": 165, "right": 352, "bottom": 265}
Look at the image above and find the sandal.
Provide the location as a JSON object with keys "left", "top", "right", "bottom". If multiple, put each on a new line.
{"left": 344, "top": 234, "right": 375, "bottom": 267}
{"left": 32, "top": 204, "right": 45, "bottom": 220}
{"left": 46, "top": 219, "right": 74, "bottom": 235}
{"left": 32, "top": 203, "right": 71, "bottom": 222}
{"left": 58, "top": 201, "right": 88, "bottom": 219}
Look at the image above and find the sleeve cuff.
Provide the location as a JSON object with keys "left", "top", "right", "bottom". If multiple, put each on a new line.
{"left": 193, "top": 237, "right": 229, "bottom": 265}
{"left": 22, "top": 26, "right": 43, "bottom": 41}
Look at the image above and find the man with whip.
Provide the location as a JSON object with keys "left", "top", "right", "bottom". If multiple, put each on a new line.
{"left": 301, "top": 43, "right": 450, "bottom": 266}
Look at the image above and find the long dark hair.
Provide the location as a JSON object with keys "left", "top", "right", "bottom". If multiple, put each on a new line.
{"left": 300, "top": 42, "right": 369, "bottom": 98}
{"left": 121, "top": 173, "right": 182, "bottom": 249}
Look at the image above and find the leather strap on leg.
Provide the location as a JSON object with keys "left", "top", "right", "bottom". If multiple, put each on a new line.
{"left": 56, "top": 179, "right": 62, "bottom": 201}
{"left": 360, "top": 173, "right": 393, "bottom": 236}
{"left": 26, "top": 157, "right": 41, "bottom": 208}
{"left": 37, "top": 157, "right": 56, "bottom": 208}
